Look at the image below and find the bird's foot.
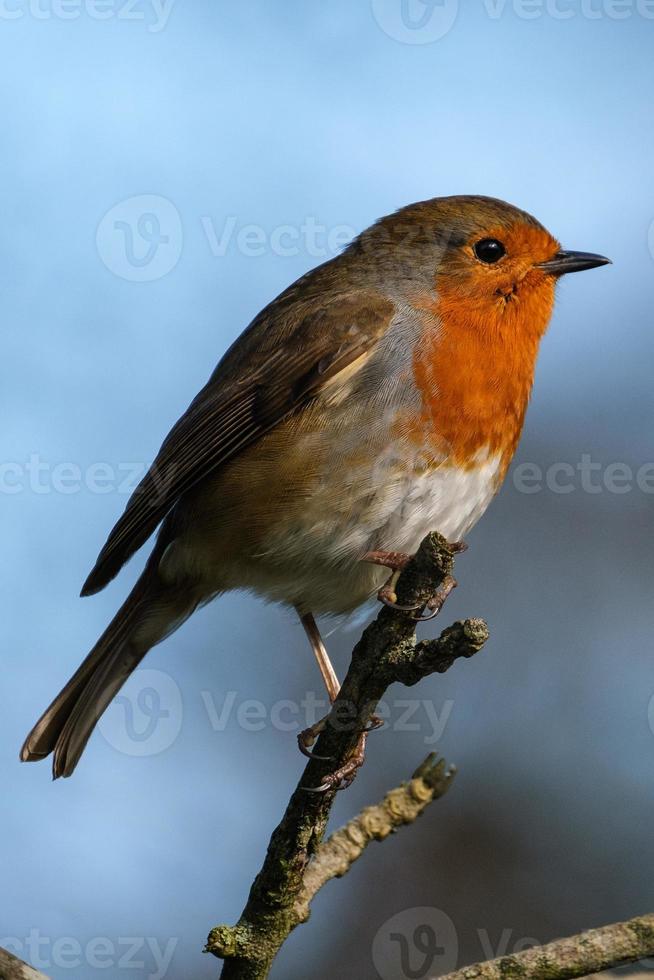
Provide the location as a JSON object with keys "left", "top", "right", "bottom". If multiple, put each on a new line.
{"left": 299, "top": 714, "right": 384, "bottom": 791}
{"left": 364, "top": 543, "right": 466, "bottom": 620}
{"left": 303, "top": 731, "right": 368, "bottom": 793}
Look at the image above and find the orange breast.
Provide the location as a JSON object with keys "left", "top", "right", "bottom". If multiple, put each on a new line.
{"left": 410, "top": 273, "right": 555, "bottom": 478}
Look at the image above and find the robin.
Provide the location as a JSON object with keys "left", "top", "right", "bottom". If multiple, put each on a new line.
{"left": 21, "top": 195, "right": 610, "bottom": 781}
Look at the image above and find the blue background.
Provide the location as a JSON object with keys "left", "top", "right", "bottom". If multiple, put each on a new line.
{"left": 2, "top": 2, "right": 653, "bottom": 978}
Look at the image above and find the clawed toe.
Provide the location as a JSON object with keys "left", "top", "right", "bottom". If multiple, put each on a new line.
{"left": 378, "top": 589, "right": 423, "bottom": 613}
{"left": 297, "top": 719, "right": 332, "bottom": 760}
{"left": 424, "top": 573, "right": 458, "bottom": 615}
{"left": 408, "top": 573, "right": 458, "bottom": 621}
{"left": 303, "top": 731, "right": 368, "bottom": 793}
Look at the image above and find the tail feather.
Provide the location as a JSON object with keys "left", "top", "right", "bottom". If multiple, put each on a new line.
{"left": 19, "top": 639, "right": 121, "bottom": 762}
{"left": 52, "top": 641, "right": 147, "bottom": 778}
{"left": 21, "top": 564, "right": 198, "bottom": 778}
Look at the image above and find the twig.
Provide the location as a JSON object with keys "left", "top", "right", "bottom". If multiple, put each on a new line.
{"left": 206, "top": 531, "right": 488, "bottom": 979}
{"left": 438, "top": 913, "right": 654, "bottom": 980}
{"left": 0, "top": 947, "right": 50, "bottom": 980}
{"left": 294, "top": 751, "right": 456, "bottom": 924}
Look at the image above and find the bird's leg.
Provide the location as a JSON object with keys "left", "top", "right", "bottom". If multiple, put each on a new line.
{"left": 298, "top": 610, "right": 340, "bottom": 703}
{"left": 364, "top": 542, "right": 467, "bottom": 620}
{"left": 296, "top": 609, "right": 382, "bottom": 790}
{"left": 296, "top": 611, "right": 339, "bottom": 762}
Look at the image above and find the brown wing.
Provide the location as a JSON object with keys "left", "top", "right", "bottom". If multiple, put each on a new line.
{"left": 81, "top": 288, "right": 395, "bottom": 596}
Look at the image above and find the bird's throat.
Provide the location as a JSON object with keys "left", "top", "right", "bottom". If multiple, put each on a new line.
{"left": 410, "top": 281, "right": 554, "bottom": 476}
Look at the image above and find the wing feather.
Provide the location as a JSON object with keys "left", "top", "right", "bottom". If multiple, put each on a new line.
{"left": 81, "top": 288, "right": 395, "bottom": 595}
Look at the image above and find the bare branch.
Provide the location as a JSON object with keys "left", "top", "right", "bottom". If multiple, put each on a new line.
{"left": 294, "top": 752, "right": 456, "bottom": 923}
{"left": 205, "top": 532, "right": 488, "bottom": 979}
{"left": 439, "top": 914, "right": 654, "bottom": 980}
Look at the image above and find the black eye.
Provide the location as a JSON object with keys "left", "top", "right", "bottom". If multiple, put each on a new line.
{"left": 473, "top": 238, "right": 506, "bottom": 264}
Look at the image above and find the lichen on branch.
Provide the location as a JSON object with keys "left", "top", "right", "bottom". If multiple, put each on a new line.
{"left": 439, "top": 913, "right": 654, "bottom": 980}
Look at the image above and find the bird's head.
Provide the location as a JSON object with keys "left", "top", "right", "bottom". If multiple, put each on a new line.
{"left": 353, "top": 195, "right": 610, "bottom": 341}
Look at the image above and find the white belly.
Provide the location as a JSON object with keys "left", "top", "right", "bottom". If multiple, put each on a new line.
{"left": 380, "top": 452, "right": 503, "bottom": 553}
{"left": 234, "top": 451, "right": 503, "bottom": 615}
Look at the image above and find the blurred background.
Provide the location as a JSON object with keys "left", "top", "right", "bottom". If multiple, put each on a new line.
{"left": 2, "top": 3, "right": 653, "bottom": 978}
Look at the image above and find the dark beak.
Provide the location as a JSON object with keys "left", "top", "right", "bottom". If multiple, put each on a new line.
{"left": 537, "top": 250, "right": 612, "bottom": 276}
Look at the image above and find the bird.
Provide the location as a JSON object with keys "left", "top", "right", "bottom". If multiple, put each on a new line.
{"left": 21, "top": 194, "right": 610, "bottom": 780}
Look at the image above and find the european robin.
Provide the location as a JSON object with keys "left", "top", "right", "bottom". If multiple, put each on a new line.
{"left": 21, "top": 195, "right": 610, "bottom": 779}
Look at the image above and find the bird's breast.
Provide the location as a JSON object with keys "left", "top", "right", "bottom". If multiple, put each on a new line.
{"left": 408, "top": 300, "right": 542, "bottom": 482}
